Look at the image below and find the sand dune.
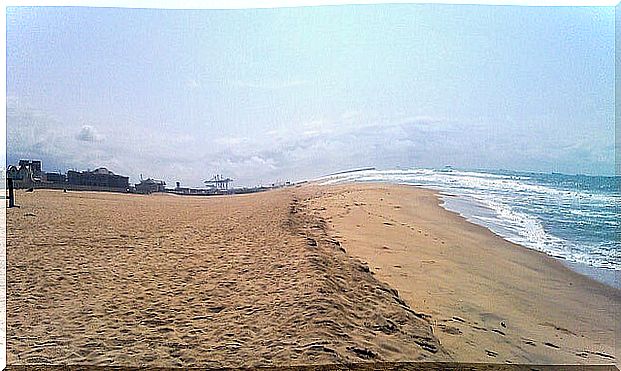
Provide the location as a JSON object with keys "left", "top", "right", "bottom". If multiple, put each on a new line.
{"left": 7, "top": 188, "right": 445, "bottom": 367}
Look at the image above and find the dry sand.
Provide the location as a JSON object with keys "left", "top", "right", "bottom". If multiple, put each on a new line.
{"left": 302, "top": 183, "right": 620, "bottom": 366}
{"left": 7, "top": 188, "right": 445, "bottom": 367}
{"left": 6, "top": 184, "right": 619, "bottom": 367}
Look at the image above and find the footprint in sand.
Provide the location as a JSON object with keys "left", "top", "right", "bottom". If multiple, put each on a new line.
{"left": 485, "top": 349, "right": 498, "bottom": 357}
{"left": 587, "top": 351, "right": 615, "bottom": 360}
{"left": 439, "top": 324, "right": 462, "bottom": 335}
{"left": 540, "top": 322, "right": 577, "bottom": 336}
{"left": 522, "top": 338, "right": 537, "bottom": 346}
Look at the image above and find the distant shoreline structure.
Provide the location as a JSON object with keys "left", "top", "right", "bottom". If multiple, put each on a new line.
{"left": 325, "top": 167, "right": 376, "bottom": 177}
{"left": 4, "top": 159, "right": 296, "bottom": 196}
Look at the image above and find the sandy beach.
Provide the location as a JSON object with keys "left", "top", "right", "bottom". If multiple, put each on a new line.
{"left": 302, "top": 183, "right": 620, "bottom": 365}
{"left": 7, "top": 187, "right": 444, "bottom": 367}
{"left": 6, "top": 184, "right": 619, "bottom": 367}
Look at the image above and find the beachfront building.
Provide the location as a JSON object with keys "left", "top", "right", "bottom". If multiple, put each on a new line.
{"left": 8, "top": 159, "right": 42, "bottom": 188}
{"left": 18, "top": 160, "right": 42, "bottom": 179}
{"left": 168, "top": 181, "right": 220, "bottom": 195}
{"left": 135, "top": 178, "right": 166, "bottom": 194}
{"left": 67, "top": 167, "right": 129, "bottom": 190}
{"left": 44, "top": 172, "right": 66, "bottom": 183}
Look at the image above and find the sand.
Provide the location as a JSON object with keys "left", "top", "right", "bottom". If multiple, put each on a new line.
{"left": 302, "top": 183, "right": 620, "bottom": 366}
{"left": 6, "top": 184, "right": 619, "bottom": 367}
{"left": 6, "top": 188, "right": 444, "bottom": 367}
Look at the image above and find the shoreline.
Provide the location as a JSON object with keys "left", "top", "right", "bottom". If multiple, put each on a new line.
{"left": 325, "top": 181, "right": 621, "bottom": 299}
{"left": 432, "top": 187, "right": 621, "bottom": 295}
{"left": 304, "top": 183, "right": 619, "bottom": 365}
{"left": 327, "top": 179, "right": 620, "bottom": 292}
{"left": 432, "top": 189, "right": 621, "bottom": 292}
{"left": 560, "top": 260, "right": 621, "bottom": 291}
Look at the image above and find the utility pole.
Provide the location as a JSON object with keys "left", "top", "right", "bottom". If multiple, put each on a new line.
{"left": 7, "top": 178, "right": 15, "bottom": 208}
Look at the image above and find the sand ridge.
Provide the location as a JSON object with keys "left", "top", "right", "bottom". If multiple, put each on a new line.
{"left": 7, "top": 188, "right": 446, "bottom": 367}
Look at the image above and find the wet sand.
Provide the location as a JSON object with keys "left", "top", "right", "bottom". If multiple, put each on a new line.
{"left": 6, "top": 184, "right": 619, "bottom": 367}
{"left": 303, "top": 183, "right": 619, "bottom": 366}
{"left": 6, "top": 188, "right": 444, "bottom": 367}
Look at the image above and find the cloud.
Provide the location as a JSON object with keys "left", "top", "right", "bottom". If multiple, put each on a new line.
{"left": 218, "top": 155, "right": 277, "bottom": 172}
{"left": 214, "top": 136, "right": 250, "bottom": 146}
{"left": 400, "top": 116, "right": 443, "bottom": 126}
{"left": 6, "top": 102, "right": 282, "bottom": 186}
{"left": 76, "top": 125, "right": 102, "bottom": 142}
{"left": 7, "top": 98, "right": 615, "bottom": 189}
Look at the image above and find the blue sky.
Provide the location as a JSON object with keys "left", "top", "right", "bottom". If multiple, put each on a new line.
{"left": 6, "top": 4, "right": 615, "bottom": 186}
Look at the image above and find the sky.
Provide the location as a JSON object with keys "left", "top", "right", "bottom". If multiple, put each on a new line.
{"left": 6, "top": 3, "right": 616, "bottom": 187}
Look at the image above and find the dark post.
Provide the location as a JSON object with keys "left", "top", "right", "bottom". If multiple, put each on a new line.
{"left": 8, "top": 178, "right": 15, "bottom": 208}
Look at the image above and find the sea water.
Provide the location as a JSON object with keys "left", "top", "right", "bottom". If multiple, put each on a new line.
{"left": 317, "top": 168, "right": 620, "bottom": 289}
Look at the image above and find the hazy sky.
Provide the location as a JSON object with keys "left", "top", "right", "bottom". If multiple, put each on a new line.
{"left": 6, "top": 4, "right": 615, "bottom": 186}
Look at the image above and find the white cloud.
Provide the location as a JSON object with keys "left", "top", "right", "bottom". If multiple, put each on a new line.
{"left": 7, "top": 99, "right": 615, "bottom": 188}
{"left": 76, "top": 125, "right": 103, "bottom": 142}
{"left": 214, "top": 136, "right": 250, "bottom": 146}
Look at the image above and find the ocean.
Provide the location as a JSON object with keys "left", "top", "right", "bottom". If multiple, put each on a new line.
{"left": 316, "top": 168, "right": 620, "bottom": 289}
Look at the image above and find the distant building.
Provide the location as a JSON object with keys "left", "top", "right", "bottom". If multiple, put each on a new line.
{"left": 8, "top": 159, "right": 43, "bottom": 188}
{"left": 135, "top": 178, "right": 166, "bottom": 194}
{"left": 44, "top": 172, "right": 66, "bottom": 183}
{"left": 67, "top": 167, "right": 129, "bottom": 190}
{"left": 18, "top": 160, "right": 42, "bottom": 179}
{"left": 168, "top": 180, "right": 218, "bottom": 195}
